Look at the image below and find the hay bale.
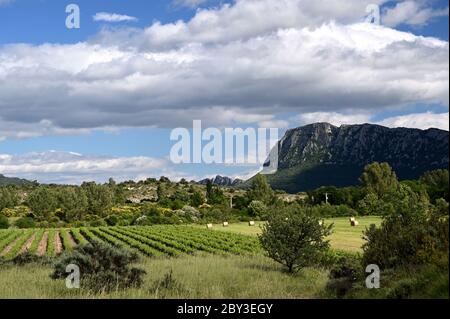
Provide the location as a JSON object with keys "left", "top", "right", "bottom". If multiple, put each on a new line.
{"left": 350, "top": 220, "right": 359, "bottom": 227}
{"left": 206, "top": 223, "right": 213, "bottom": 229}
{"left": 248, "top": 221, "right": 255, "bottom": 226}
{"left": 223, "top": 222, "right": 229, "bottom": 227}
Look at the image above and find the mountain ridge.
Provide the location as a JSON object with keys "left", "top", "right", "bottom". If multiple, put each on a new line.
{"left": 261, "top": 122, "right": 449, "bottom": 193}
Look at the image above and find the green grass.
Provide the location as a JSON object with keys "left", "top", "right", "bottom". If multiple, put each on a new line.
{"left": 194, "top": 216, "right": 382, "bottom": 252}
{"left": 0, "top": 254, "right": 328, "bottom": 299}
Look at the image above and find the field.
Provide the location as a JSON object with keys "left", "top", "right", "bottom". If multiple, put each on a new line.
{"left": 0, "top": 225, "right": 261, "bottom": 260}
{"left": 195, "top": 216, "right": 382, "bottom": 252}
{"left": 0, "top": 217, "right": 381, "bottom": 260}
{"left": 0, "top": 254, "right": 329, "bottom": 298}
{"left": 0, "top": 218, "right": 383, "bottom": 298}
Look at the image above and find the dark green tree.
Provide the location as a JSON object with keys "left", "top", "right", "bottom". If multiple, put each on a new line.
{"left": 27, "top": 186, "right": 58, "bottom": 219}
{"left": 0, "top": 187, "right": 19, "bottom": 211}
{"left": 420, "top": 169, "right": 449, "bottom": 202}
{"left": 247, "top": 174, "right": 275, "bottom": 205}
{"left": 259, "top": 208, "right": 333, "bottom": 273}
{"left": 0, "top": 214, "right": 9, "bottom": 229}
{"left": 359, "top": 162, "right": 399, "bottom": 197}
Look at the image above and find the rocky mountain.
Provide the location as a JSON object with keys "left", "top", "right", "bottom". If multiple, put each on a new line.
{"left": 198, "top": 175, "right": 243, "bottom": 187}
{"left": 262, "top": 123, "right": 449, "bottom": 193}
{"left": 0, "top": 174, "right": 33, "bottom": 186}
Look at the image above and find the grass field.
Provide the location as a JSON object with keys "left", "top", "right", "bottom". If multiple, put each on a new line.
{"left": 195, "top": 216, "right": 382, "bottom": 252}
{"left": 0, "top": 254, "right": 328, "bottom": 298}
{"left": 0, "top": 218, "right": 382, "bottom": 298}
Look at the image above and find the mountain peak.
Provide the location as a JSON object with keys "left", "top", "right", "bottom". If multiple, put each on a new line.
{"left": 264, "top": 122, "right": 449, "bottom": 193}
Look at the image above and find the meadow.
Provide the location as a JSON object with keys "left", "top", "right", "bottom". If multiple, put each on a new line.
{"left": 195, "top": 216, "right": 382, "bottom": 252}
{"left": 0, "top": 217, "right": 382, "bottom": 298}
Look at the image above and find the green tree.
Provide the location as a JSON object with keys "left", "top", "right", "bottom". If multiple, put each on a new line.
{"left": 362, "top": 184, "right": 440, "bottom": 269}
{"left": 58, "top": 187, "right": 88, "bottom": 221}
{"left": 157, "top": 183, "right": 168, "bottom": 201}
{"left": 190, "top": 191, "right": 205, "bottom": 207}
{"left": 0, "top": 214, "right": 9, "bottom": 229}
{"left": 420, "top": 169, "right": 449, "bottom": 202}
{"left": 0, "top": 187, "right": 20, "bottom": 211}
{"left": 81, "top": 182, "right": 114, "bottom": 217}
{"left": 359, "top": 162, "right": 399, "bottom": 197}
{"left": 259, "top": 208, "right": 333, "bottom": 273}
{"left": 27, "top": 186, "right": 58, "bottom": 219}
{"left": 247, "top": 174, "right": 275, "bottom": 205}
{"left": 107, "top": 178, "right": 127, "bottom": 205}
{"left": 248, "top": 200, "right": 268, "bottom": 218}
{"left": 205, "top": 180, "right": 226, "bottom": 205}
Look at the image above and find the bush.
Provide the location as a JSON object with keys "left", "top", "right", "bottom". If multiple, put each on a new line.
{"left": 179, "top": 206, "right": 201, "bottom": 222}
{"left": 247, "top": 200, "right": 268, "bottom": 218}
{"left": 105, "top": 214, "right": 119, "bottom": 226}
{"left": 0, "top": 214, "right": 9, "bottom": 229}
{"left": 259, "top": 208, "right": 333, "bottom": 273}
{"left": 362, "top": 185, "right": 447, "bottom": 269}
{"left": 14, "top": 217, "right": 36, "bottom": 229}
{"left": 11, "top": 252, "right": 50, "bottom": 266}
{"left": 386, "top": 278, "right": 416, "bottom": 299}
{"left": 51, "top": 241, "right": 146, "bottom": 292}
{"left": 89, "top": 219, "right": 107, "bottom": 227}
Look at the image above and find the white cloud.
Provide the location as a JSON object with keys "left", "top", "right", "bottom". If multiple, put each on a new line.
{"left": 293, "top": 111, "right": 449, "bottom": 131}
{"left": 294, "top": 112, "right": 372, "bottom": 127}
{"left": 377, "top": 112, "right": 449, "bottom": 130}
{"left": 383, "top": 1, "right": 449, "bottom": 27}
{"left": 0, "top": 0, "right": 448, "bottom": 141}
{"left": 0, "top": 151, "right": 170, "bottom": 184}
{"left": 93, "top": 12, "right": 137, "bottom": 23}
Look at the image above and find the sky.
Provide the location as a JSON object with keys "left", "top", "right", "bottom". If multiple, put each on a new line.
{"left": 0, "top": 0, "right": 448, "bottom": 184}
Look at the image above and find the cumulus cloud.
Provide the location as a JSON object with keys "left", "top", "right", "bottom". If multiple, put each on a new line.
{"left": 383, "top": 1, "right": 449, "bottom": 27}
{"left": 0, "top": 0, "right": 448, "bottom": 141}
{"left": 93, "top": 12, "right": 138, "bottom": 23}
{"left": 294, "top": 111, "right": 449, "bottom": 131}
{"left": 294, "top": 112, "right": 372, "bottom": 127}
{"left": 377, "top": 112, "right": 449, "bottom": 130}
{"left": 0, "top": 151, "right": 182, "bottom": 184}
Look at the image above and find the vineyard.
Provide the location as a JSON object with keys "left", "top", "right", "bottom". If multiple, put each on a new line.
{"left": 0, "top": 225, "right": 261, "bottom": 260}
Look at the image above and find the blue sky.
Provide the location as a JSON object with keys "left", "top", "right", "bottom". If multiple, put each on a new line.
{"left": 0, "top": 0, "right": 448, "bottom": 184}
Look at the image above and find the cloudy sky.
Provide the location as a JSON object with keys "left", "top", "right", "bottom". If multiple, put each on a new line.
{"left": 0, "top": 0, "right": 448, "bottom": 184}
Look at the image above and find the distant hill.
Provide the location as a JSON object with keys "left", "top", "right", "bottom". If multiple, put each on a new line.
{"left": 0, "top": 174, "right": 33, "bottom": 186}
{"left": 258, "top": 123, "right": 449, "bottom": 193}
{"left": 198, "top": 175, "right": 243, "bottom": 187}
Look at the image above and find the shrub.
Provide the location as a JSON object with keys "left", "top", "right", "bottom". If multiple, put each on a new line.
{"left": 89, "top": 219, "right": 107, "bottom": 227}
{"left": 0, "top": 214, "right": 9, "bottom": 229}
{"left": 248, "top": 200, "right": 268, "bottom": 218}
{"left": 14, "top": 217, "right": 36, "bottom": 229}
{"left": 259, "top": 208, "right": 333, "bottom": 273}
{"left": 105, "top": 214, "right": 119, "bottom": 226}
{"left": 362, "top": 185, "right": 446, "bottom": 269}
{"left": 51, "top": 241, "right": 146, "bottom": 292}
{"left": 11, "top": 252, "right": 50, "bottom": 266}
{"left": 180, "top": 205, "right": 201, "bottom": 222}
{"left": 386, "top": 278, "right": 416, "bottom": 299}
